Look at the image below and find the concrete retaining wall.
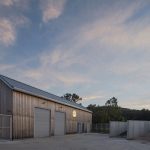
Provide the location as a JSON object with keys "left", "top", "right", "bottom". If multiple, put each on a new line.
{"left": 127, "top": 120, "right": 150, "bottom": 139}
{"left": 110, "top": 121, "right": 127, "bottom": 137}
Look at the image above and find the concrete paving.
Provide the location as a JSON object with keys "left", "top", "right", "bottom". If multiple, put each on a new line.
{"left": 0, "top": 133, "right": 150, "bottom": 150}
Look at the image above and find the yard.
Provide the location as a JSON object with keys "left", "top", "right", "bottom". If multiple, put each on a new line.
{"left": 0, "top": 133, "right": 150, "bottom": 150}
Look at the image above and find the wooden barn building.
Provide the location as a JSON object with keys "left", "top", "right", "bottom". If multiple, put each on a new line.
{"left": 0, "top": 75, "right": 92, "bottom": 139}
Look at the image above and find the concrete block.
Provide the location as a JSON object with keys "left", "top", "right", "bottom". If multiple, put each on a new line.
{"left": 127, "top": 120, "right": 150, "bottom": 140}
{"left": 110, "top": 121, "right": 127, "bottom": 137}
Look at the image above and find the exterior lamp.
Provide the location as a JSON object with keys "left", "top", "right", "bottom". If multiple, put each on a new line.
{"left": 72, "top": 110, "right": 77, "bottom": 118}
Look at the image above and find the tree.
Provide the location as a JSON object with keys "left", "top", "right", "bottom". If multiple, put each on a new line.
{"left": 105, "top": 97, "right": 118, "bottom": 107}
{"left": 87, "top": 97, "right": 124, "bottom": 123}
{"left": 87, "top": 100, "right": 150, "bottom": 124}
{"left": 105, "top": 97, "right": 124, "bottom": 122}
{"left": 62, "top": 93, "right": 82, "bottom": 103}
{"left": 62, "top": 93, "right": 72, "bottom": 100}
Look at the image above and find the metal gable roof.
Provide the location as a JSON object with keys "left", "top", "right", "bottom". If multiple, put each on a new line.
{"left": 0, "top": 74, "right": 92, "bottom": 113}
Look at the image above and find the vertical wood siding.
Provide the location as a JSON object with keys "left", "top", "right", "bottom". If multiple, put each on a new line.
{"left": 0, "top": 80, "right": 13, "bottom": 139}
{"left": 13, "top": 91, "right": 92, "bottom": 139}
{"left": 0, "top": 80, "right": 12, "bottom": 115}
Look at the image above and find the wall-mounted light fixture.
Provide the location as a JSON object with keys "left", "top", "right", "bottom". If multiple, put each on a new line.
{"left": 72, "top": 110, "right": 77, "bottom": 118}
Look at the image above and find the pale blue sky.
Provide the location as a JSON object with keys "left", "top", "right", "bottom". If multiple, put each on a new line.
{"left": 0, "top": 0, "right": 150, "bottom": 109}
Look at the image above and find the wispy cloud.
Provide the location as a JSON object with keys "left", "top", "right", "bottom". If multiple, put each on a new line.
{"left": 0, "top": 18, "right": 16, "bottom": 46}
{"left": 121, "top": 99, "right": 150, "bottom": 110}
{"left": 0, "top": 64, "right": 15, "bottom": 71}
{"left": 111, "top": 61, "right": 150, "bottom": 76}
{"left": 76, "top": 1, "right": 150, "bottom": 51}
{"left": 0, "top": 0, "right": 14, "bottom": 6}
{"left": 0, "top": 16, "right": 30, "bottom": 46}
{"left": 1, "top": 0, "right": 150, "bottom": 109}
{"left": 23, "top": 49, "right": 92, "bottom": 88}
{"left": 14, "top": 1, "right": 150, "bottom": 100}
{"left": 0, "top": 0, "right": 31, "bottom": 10}
{"left": 83, "top": 95, "right": 105, "bottom": 101}
{"left": 40, "top": 0, "right": 67, "bottom": 23}
{"left": 0, "top": 0, "right": 30, "bottom": 47}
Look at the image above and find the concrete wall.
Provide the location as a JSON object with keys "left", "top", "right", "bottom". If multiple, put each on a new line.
{"left": 127, "top": 120, "right": 150, "bottom": 140}
{"left": 110, "top": 121, "right": 127, "bottom": 137}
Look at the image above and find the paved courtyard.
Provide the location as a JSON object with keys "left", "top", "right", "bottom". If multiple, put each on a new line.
{"left": 0, "top": 133, "right": 150, "bottom": 150}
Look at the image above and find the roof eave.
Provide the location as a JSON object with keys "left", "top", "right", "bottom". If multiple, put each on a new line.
{"left": 0, "top": 77, "right": 14, "bottom": 89}
{"left": 13, "top": 87, "right": 92, "bottom": 113}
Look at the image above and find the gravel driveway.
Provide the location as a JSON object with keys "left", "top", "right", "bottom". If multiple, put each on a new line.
{"left": 0, "top": 133, "right": 150, "bottom": 150}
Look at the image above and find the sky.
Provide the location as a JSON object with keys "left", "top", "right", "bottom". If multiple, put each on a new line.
{"left": 0, "top": 0, "right": 150, "bottom": 110}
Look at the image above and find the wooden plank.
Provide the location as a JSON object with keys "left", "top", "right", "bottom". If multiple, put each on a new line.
{"left": 0, "top": 79, "right": 13, "bottom": 139}
{"left": 0, "top": 80, "right": 12, "bottom": 115}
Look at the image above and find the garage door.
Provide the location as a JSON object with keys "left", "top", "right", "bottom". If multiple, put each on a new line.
{"left": 34, "top": 108, "right": 50, "bottom": 138}
{"left": 54, "top": 112, "right": 65, "bottom": 136}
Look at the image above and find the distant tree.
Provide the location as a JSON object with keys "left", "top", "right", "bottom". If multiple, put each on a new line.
{"left": 62, "top": 93, "right": 82, "bottom": 103}
{"left": 62, "top": 93, "right": 72, "bottom": 100}
{"left": 87, "top": 104, "right": 97, "bottom": 111}
{"left": 105, "top": 97, "right": 124, "bottom": 122}
{"left": 105, "top": 97, "right": 118, "bottom": 107}
{"left": 87, "top": 102, "right": 150, "bottom": 124}
{"left": 87, "top": 97, "right": 124, "bottom": 123}
{"left": 72, "top": 93, "right": 82, "bottom": 102}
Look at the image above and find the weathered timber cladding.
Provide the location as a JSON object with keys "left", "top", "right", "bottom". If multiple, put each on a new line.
{"left": 0, "top": 80, "right": 12, "bottom": 139}
{"left": 13, "top": 91, "right": 92, "bottom": 139}
{"left": 0, "top": 80, "right": 12, "bottom": 115}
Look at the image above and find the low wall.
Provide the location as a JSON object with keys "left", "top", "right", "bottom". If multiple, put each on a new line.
{"left": 92, "top": 123, "right": 109, "bottom": 133}
{"left": 127, "top": 120, "right": 150, "bottom": 140}
{"left": 110, "top": 121, "right": 127, "bottom": 137}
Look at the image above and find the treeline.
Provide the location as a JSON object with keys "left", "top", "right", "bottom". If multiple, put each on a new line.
{"left": 121, "top": 108, "right": 150, "bottom": 121}
{"left": 87, "top": 97, "right": 150, "bottom": 124}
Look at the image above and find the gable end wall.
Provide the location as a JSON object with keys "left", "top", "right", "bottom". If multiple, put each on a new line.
{"left": 0, "top": 79, "right": 13, "bottom": 115}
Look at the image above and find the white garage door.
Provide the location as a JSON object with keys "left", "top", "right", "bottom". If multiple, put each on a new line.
{"left": 54, "top": 112, "right": 65, "bottom": 136}
{"left": 34, "top": 108, "right": 50, "bottom": 138}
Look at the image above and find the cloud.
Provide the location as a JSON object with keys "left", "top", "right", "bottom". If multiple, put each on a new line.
{"left": 75, "top": 1, "right": 150, "bottom": 51}
{"left": 0, "top": 0, "right": 30, "bottom": 46}
{"left": 0, "top": 16, "right": 30, "bottom": 46}
{"left": 22, "top": 68, "right": 92, "bottom": 92}
{"left": 0, "top": 0, "right": 30, "bottom": 10}
{"left": 121, "top": 99, "right": 150, "bottom": 110}
{"left": 0, "top": 0, "right": 14, "bottom": 6}
{"left": 83, "top": 95, "right": 105, "bottom": 101}
{"left": 1, "top": 0, "right": 150, "bottom": 110}
{"left": 40, "top": 0, "right": 67, "bottom": 23}
{"left": 0, "top": 19, "right": 16, "bottom": 46}
{"left": 20, "top": 0, "right": 150, "bottom": 102}
{"left": 98, "top": 25, "right": 150, "bottom": 49}
{"left": 13, "top": 15, "right": 30, "bottom": 27}
{"left": 0, "top": 64, "right": 14, "bottom": 71}
{"left": 40, "top": 48, "right": 86, "bottom": 68}
{"left": 23, "top": 49, "right": 92, "bottom": 88}
{"left": 111, "top": 61, "right": 150, "bottom": 76}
